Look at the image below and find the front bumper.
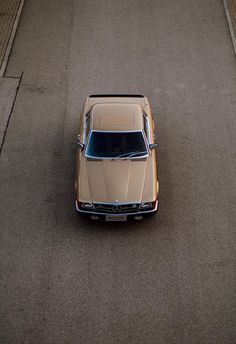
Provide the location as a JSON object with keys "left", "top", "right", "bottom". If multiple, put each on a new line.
{"left": 75, "top": 200, "right": 159, "bottom": 220}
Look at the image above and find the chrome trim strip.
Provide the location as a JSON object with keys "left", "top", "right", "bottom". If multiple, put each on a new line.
{"left": 82, "top": 111, "right": 91, "bottom": 145}
{"left": 89, "top": 94, "right": 144, "bottom": 98}
{"left": 143, "top": 111, "right": 151, "bottom": 143}
{"left": 93, "top": 201, "right": 139, "bottom": 205}
{"left": 84, "top": 154, "right": 149, "bottom": 160}
{"left": 75, "top": 200, "right": 158, "bottom": 216}
{"left": 89, "top": 130, "right": 142, "bottom": 133}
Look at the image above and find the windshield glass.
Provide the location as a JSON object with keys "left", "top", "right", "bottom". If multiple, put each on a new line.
{"left": 85, "top": 131, "right": 148, "bottom": 158}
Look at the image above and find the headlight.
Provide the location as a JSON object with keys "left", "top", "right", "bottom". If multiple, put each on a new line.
{"left": 140, "top": 202, "right": 153, "bottom": 209}
{"left": 140, "top": 200, "right": 157, "bottom": 209}
{"left": 79, "top": 202, "right": 94, "bottom": 209}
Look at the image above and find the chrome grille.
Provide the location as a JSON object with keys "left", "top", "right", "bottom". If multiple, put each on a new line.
{"left": 94, "top": 203, "right": 140, "bottom": 213}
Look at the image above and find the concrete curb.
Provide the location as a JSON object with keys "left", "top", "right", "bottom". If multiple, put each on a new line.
{"left": 0, "top": 0, "right": 25, "bottom": 77}
{"left": 222, "top": 0, "right": 236, "bottom": 55}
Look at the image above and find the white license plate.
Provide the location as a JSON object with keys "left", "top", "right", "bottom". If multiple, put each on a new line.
{"left": 106, "top": 215, "right": 127, "bottom": 222}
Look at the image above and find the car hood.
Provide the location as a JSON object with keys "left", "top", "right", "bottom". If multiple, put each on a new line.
{"left": 86, "top": 158, "right": 148, "bottom": 203}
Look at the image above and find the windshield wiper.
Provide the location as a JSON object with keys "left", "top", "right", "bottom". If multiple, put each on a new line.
{"left": 112, "top": 151, "right": 147, "bottom": 160}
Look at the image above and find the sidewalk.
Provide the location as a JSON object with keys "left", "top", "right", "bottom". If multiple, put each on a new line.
{"left": 0, "top": 0, "right": 23, "bottom": 154}
{"left": 223, "top": 0, "right": 236, "bottom": 54}
{"left": 0, "top": 0, "right": 24, "bottom": 76}
{"left": 227, "top": 0, "right": 236, "bottom": 33}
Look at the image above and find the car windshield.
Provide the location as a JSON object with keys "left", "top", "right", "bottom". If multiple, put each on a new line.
{"left": 85, "top": 131, "right": 148, "bottom": 158}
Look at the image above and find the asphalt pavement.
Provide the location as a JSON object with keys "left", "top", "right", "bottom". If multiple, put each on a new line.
{"left": 0, "top": 1, "right": 235, "bottom": 343}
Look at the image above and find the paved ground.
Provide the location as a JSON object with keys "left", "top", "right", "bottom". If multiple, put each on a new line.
{"left": 0, "top": 1, "right": 236, "bottom": 344}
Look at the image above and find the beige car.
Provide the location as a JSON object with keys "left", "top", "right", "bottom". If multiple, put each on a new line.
{"left": 75, "top": 94, "right": 159, "bottom": 221}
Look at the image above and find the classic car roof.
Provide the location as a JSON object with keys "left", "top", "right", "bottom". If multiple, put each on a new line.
{"left": 90, "top": 103, "right": 144, "bottom": 131}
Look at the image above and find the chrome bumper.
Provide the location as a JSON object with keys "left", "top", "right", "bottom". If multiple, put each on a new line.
{"left": 75, "top": 200, "right": 159, "bottom": 216}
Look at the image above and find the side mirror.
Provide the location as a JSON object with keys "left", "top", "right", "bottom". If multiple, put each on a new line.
{"left": 149, "top": 143, "right": 158, "bottom": 150}
{"left": 76, "top": 135, "right": 84, "bottom": 150}
{"left": 77, "top": 142, "right": 85, "bottom": 150}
